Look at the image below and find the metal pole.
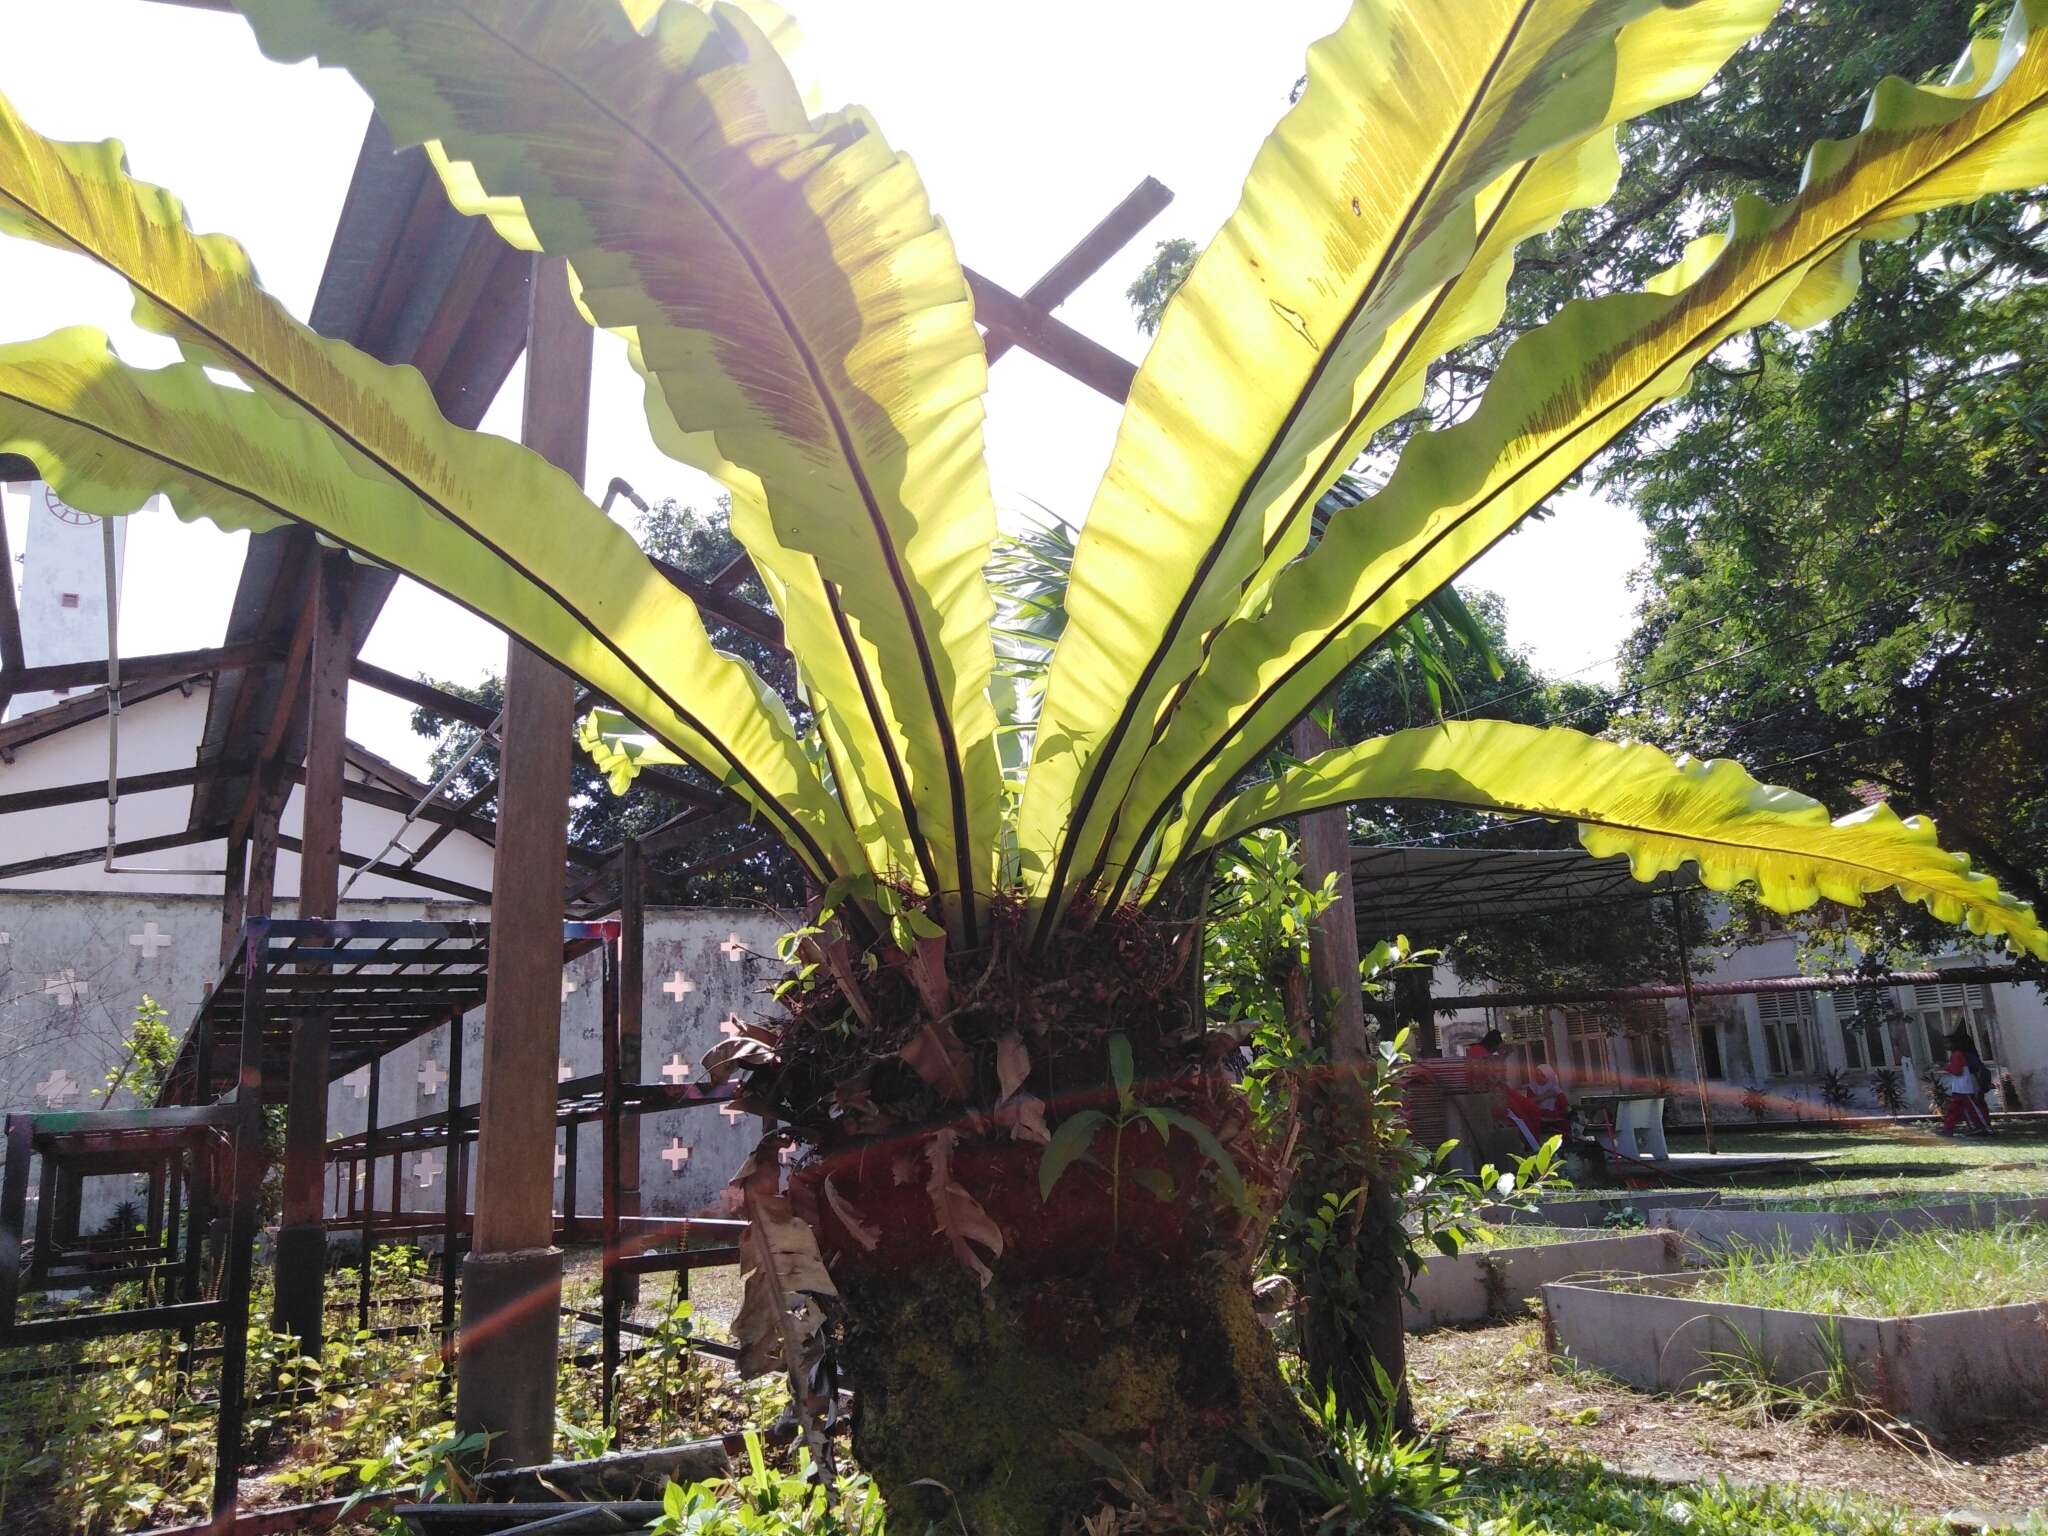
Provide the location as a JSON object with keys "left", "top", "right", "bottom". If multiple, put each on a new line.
{"left": 617, "top": 843, "right": 644, "bottom": 1312}
{"left": 600, "top": 935, "right": 622, "bottom": 1420}
{"left": 441, "top": 1021, "right": 463, "bottom": 1389}
{"left": 358, "top": 1062, "right": 379, "bottom": 1336}
{"left": 1671, "top": 893, "right": 1715, "bottom": 1155}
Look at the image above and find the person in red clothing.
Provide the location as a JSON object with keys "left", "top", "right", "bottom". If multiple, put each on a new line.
{"left": 1502, "top": 1061, "right": 1570, "bottom": 1152}
{"left": 1938, "top": 1028, "right": 1992, "bottom": 1135}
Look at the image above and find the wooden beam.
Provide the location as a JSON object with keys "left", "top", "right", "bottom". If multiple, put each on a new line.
{"left": 0, "top": 678, "right": 189, "bottom": 758}
{"left": 965, "top": 267, "right": 1137, "bottom": 403}
{"left": 0, "top": 642, "right": 272, "bottom": 697}
{"left": 350, "top": 659, "right": 495, "bottom": 730}
{"left": 352, "top": 658, "right": 726, "bottom": 814}
{"left": 398, "top": 775, "right": 497, "bottom": 872}
{"left": 984, "top": 176, "right": 1173, "bottom": 366}
{"left": 0, "top": 761, "right": 250, "bottom": 817}
{"left": 272, "top": 835, "right": 491, "bottom": 905}
{"left": 227, "top": 594, "right": 319, "bottom": 842}
{"left": 245, "top": 776, "right": 284, "bottom": 925}
{"left": 650, "top": 559, "right": 786, "bottom": 651}
{"left": 274, "top": 551, "right": 350, "bottom": 1354}
{"left": 460, "top": 256, "right": 590, "bottom": 1466}
{"left": 219, "top": 829, "right": 248, "bottom": 969}
{"left": 0, "top": 828, "right": 212, "bottom": 884}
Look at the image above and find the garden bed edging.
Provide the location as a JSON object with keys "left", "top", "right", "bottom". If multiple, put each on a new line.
{"left": 1541, "top": 1268, "right": 2048, "bottom": 1436}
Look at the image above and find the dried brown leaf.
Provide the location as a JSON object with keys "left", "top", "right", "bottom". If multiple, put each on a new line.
{"left": 926, "top": 1128, "right": 1004, "bottom": 1286}
{"left": 822, "top": 1175, "right": 881, "bottom": 1252}
{"left": 997, "top": 1090, "right": 1051, "bottom": 1145}
{"left": 703, "top": 1034, "right": 778, "bottom": 1084}
{"left": 900, "top": 1017, "right": 974, "bottom": 1102}
{"left": 995, "top": 1032, "right": 1031, "bottom": 1103}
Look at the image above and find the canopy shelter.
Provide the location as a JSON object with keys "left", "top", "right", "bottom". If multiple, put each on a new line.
{"left": 1348, "top": 844, "right": 1698, "bottom": 943}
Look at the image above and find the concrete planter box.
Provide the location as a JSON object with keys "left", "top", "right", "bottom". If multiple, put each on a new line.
{"left": 1404, "top": 1230, "right": 1684, "bottom": 1332}
{"left": 1542, "top": 1269, "right": 2048, "bottom": 1436}
{"left": 1485, "top": 1190, "right": 1725, "bottom": 1229}
{"left": 1653, "top": 1193, "right": 2048, "bottom": 1254}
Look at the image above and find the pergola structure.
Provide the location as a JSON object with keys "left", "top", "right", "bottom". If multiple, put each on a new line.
{"left": 0, "top": 49, "right": 1176, "bottom": 1530}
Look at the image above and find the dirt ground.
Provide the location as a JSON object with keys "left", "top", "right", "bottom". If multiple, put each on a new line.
{"left": 1407, "top": 1315, "right": 2048, "bottom": 1523}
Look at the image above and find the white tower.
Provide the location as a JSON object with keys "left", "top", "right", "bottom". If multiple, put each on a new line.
{"left": 5, "top": 481, "right": 128, "bottom": 721}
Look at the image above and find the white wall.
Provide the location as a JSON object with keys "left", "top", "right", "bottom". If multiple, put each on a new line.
{"left": 0, "top": 685, "right": 495, "bottom": 900}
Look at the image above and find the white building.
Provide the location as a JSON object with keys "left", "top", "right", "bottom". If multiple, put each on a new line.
{"left": 1359, "top": 847, "right": 2047, "bottom": 1120}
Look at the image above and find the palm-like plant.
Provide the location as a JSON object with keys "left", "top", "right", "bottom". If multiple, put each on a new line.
{"left": 6, "top": 1, "right": 2048, "bottom": 1527}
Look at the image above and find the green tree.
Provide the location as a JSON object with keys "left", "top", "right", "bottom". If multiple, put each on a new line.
{"left": 1567, "top": 0, "right": 2048, "bottom": 967}
{"left": 408, "top": 499, "right": 807, "bottom": 908}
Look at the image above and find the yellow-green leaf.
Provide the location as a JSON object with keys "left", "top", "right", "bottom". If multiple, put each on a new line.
{"left": 0, "top": 80, "right": 861, "bottom": 880}
{"left": 1022, "top": 0, "right": 1775, "bottom": 927}
{"left": 1185, "top": 721, "right": 2048, "bottom": 960}
{"left": 1123, "top": 2, "right": 2048, "bottom": 894}
{"left": 232, "top": 0, "right": 1002, "bottom": 935}
{"left": 0, "top": 328, "right": 851, "bottom": 879}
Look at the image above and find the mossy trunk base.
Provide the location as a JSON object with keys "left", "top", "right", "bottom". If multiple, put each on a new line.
{"left": 841, "top": 1255, "right": 1306, "bottom": 1535}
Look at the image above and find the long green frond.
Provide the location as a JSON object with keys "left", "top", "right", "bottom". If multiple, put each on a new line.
{"left": 0, "top": 88, "right": 857, "bottom": 877}
{"left": 0, "top": 329, "right": 849, "bottom": 879}
{"left": 1020, "top": 0, "right": 1777, "bottom": 928}
{"left": 232, "top": 0, "right": 1002, "bottom": 934}
{"left": 1185, "top": 721, "right": 2048, "bottom": 960}
{"left": 1122, "top": 0, "right": 2048, "bottom": 895}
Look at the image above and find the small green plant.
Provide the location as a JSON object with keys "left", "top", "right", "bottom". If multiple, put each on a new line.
{"left": 1869, "top": 1068, "right": 1905, "bottom": 1116}
{"left": 1261, "top": 1364, "right": 1463, "bottom": 1531}
{"left": 1038, "top": 1032, "right": 1247, "bottom": 1240}
{"left": 101, "top": 996, "right": 177, "bottom": 1107}
{"left": 1740, "top": 1082, "right": 1769, "bottom": 1122}
{"left": 647, "top": 1433, "right": 886, "bottom": 1535}
{"left": 1695, "top": 1320, "right": 1935, "bottom": 1456}
{"left": 1599, "top": 1206, "right": 1648, "bottom": 1232}
{"left": 1815, "top": 1069, "right": 1854, "bottom": 1118}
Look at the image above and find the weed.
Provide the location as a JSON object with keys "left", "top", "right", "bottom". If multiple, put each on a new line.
{"left": 1685, "top": 1223, "right": 2048, "bottom": 1317}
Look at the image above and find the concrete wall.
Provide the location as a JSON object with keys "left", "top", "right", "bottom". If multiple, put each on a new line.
{"left": 1654, "top": 1194, "right": 2048, "bottom": 1255}
{"left": 1404, "top": 1229, "right": 1684, "bottom": 1332}
{"left": 331, "top": 907, "right": 788, "bottom": 1223}
{"left": 0, "top": 888, "right": 785, "bottom": 1235}
{"left": 1543, "top": 1270, "right": 2048, "bottom": 1436}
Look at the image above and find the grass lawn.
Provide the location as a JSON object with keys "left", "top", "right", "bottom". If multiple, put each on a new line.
{"left": 1407, "top": 1316, "right": 2048, "bottom": 1523}
{"left": 1683, "top": 1222, "right": 2048, "bottom": 1316}
{"left": 1454, "top": 1448, "right": 2002, "bottom": 1534}
{"left": 1693, "top": 1126, "right": 2048, "bottom": 1199}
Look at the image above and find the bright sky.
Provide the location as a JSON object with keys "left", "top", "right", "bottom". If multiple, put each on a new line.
{"left": 0, "top": 0, "right": 1647, "bottom": 777}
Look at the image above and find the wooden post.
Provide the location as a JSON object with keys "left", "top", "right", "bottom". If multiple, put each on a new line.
{"left": 1290, "top": 716, "right": 1366, "bottom": 1059}
{"left": 617, "top": 841, "right": 644, "bottom": 1307}
{"left": 456, "top": 256, "right": 590, "bottom": 1467}
{"left": 273, "top": 549, "right": 350, "bottom": 1358}
{"left": 245, "top": 776, "right": 283, "bottom": 924}
{"left": 210, "top": 926, "right": 269, "bottom": 1528}
{"left": 218, "top": 830, "right": 248, "bottom": 971}
{"left": 1290, "top": 711, "right": 1409, "bottom": 1429}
